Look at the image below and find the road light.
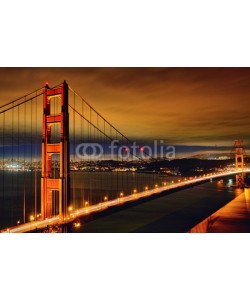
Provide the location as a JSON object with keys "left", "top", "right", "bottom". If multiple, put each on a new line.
{"left": 145, "top": 186, "right": 148, "bottom": 191}
{"left": 68, "top": 206, "right": 73, "bottom": 212}
{"left": 155, "top": 184, "right": 158, "bottom": 188}
{"left": 30, "top": 215, "right": 34, "bottom": 222}
{"left": 133, "top": 189, "right": 137, "bottom": 193}
{"left": 73, "top": 221, "right": 81, "bottom": 228}
{"left": 120, "top": 192, "right": 124, "bottom": 197}
{"left": 104, "top": 196, "right": 108, "bottom": 201}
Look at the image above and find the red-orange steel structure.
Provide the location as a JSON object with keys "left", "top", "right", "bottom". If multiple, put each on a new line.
{"left": 234, "top": 139, "right": 245, "bottom": 188}
{"left": 41, "top": 81, "right": 70, "bottom": 220}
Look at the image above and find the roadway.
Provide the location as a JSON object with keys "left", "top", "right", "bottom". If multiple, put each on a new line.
{"left": 1, "top": 170, "right": 247, "bottom": 233}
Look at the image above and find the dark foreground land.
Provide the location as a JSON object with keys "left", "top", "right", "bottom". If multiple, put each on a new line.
{"left": 71, "top": 179, "right": 242, "bottom": 233}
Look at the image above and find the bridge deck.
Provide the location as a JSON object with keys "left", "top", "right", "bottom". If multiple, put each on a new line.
{"left": 1, "top": 171, "right": 246, "bottom": 233}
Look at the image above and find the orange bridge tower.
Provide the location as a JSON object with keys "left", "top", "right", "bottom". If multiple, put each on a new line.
{"left": 41, "top": 81, "right": 70, "bottom": 220}
{"left": 234, "top": 140, "right": 245, "bottom": 188}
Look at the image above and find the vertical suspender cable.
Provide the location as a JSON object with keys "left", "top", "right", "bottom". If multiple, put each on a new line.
{"left": 34, "top": 92, "right": 37, "bottom": 220}
{"left": 116, "top": 130, "right": 118, "bottom": 198}
{"left": 89, "top": 108, "right": 92, "bottom": 204}
{"left": 103, "top": 119, "right": 107, "bottom": 201}
{"left": 73, "top": 92, "right": 76, "bottom": 209}
{"left": 87, "top": 107, "right": 90, "bottom": 205}
{"left": 23, "top": 98, "right": 26, "bottom": 224}
{"left": 2, "top": 113, "right": 5, "bottom": 221}
{"left": 31, "top": 97, "right": 33, "bottom": 218}
{"left": 81, "top": 97, "right": 84, "bottom": 208}
{"left": 11, "top": 102, "right": 14, "bottom": 225}
{"left": 17, "top": 105, "right": 20, "bottom": 222}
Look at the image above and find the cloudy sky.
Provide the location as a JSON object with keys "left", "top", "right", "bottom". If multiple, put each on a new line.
{"left": 0, "top": 67, "right": 250, "bottom": 147}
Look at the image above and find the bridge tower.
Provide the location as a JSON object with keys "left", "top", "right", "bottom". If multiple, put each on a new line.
{"left": 41, "top": 81, "right": 70, "bottom": 220}
{"left": 234, "top": 140, "right": 245, "bottom": 188}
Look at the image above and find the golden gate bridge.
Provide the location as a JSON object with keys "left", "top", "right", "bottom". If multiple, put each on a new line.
{"left": 0, "top": 81, "right": 246, "bottom": 233}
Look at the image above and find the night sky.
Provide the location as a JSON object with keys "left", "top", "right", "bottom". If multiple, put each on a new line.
{"left": 0, "top": 67, "right": 250, "bottom": 147}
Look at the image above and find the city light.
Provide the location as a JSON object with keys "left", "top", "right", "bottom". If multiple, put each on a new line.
{"left": 120, "top": 192, "right": 124, "bottom": 197}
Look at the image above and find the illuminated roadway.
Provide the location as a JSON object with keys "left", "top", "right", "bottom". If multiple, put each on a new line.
{"left": 1, "top": 170, "right": 248, "bottom": 233}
